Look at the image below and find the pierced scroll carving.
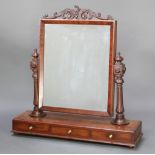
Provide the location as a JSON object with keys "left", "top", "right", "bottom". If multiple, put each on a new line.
{"left": 43, "top": 5, "right": 113, "bottom": 20}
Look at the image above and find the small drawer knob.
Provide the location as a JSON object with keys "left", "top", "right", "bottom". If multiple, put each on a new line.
{"left": 29, "top": 126, "right": 33, "bottom": 130}
{"left": 67, "top": 129, "right": 72, "bottom": 135}
{"left": 108, "top": 134, "right": 113, "bottom": 139}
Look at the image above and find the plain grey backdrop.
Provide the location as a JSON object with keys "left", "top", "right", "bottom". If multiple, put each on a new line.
{"left": 0, "top": 0, "right": 155, "bottom": 154}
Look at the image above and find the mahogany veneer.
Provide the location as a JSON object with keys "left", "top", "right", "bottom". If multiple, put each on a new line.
{"left": 12, "top": 111, "right": 142, "bottom": 147}
{"left": 12, "top": 6, "right": 143, "bottom": 148}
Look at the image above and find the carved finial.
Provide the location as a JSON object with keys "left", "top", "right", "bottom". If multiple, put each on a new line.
{"left": 114, "top": 52, "right": 126, "bottom": 83}
{"left": 42, "top": 6, "right": 113, "bottom": 20}
{"left": 74, "top": 5, "right": 80, "bottom": 10}
{"left": 112, "top": 52, "right": 129, "bottom": 125}
{"left": 32, "top": 49, "right": 38, "bottom": 57}
{"left": 115, "top": 52, "right": 123, "bottom": 61}
{"left": 30, "top": 49, "right": 46, "bottom": 117}
{"left": 30, "top": 49, "right": 39, "bottom": 80}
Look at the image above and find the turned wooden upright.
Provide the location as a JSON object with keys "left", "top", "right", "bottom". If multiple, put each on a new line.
{"left": 112, "top": 53, "right": 129, "bottom": 125}
{"left": 30, "top": 49, "right": 46, "bottom": 117}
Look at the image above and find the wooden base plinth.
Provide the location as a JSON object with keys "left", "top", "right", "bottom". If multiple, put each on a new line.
{"left": 12, "top": 111, "right": 142, "bottom": 147}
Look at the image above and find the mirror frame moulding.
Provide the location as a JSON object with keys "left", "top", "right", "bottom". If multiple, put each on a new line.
{"left": 38, "top": 6, "right": 117, "bottom": 117}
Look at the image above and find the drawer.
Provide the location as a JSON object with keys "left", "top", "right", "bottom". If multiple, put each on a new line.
{"left": 50, "top": 126, "right": 90, "bottom": 139}
{"left": 13, "top": 122, "right": 49, "bottom": 133}
{"left": 91, "top": 130, "right": 132, "bottom": 143}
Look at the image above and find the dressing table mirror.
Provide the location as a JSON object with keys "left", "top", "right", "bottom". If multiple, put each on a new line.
{"left": 12, "top": 6, "right": 142, "bottom": 147}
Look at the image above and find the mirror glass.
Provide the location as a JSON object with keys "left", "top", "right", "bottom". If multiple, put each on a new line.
{"left": 43, "top": 24, "right": 110, "bottom": 112}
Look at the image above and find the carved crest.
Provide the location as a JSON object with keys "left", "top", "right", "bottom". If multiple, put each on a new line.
{"left": 43, "top": 5, "right": 113, "bottom": 20}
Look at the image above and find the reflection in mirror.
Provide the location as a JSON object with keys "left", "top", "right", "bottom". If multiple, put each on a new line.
{"left": 43, "top": 24, "right": 110, "bottom": 112}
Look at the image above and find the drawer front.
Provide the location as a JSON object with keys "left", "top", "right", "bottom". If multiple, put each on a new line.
{"left": 91, "top": 130, "right": 132, "bottom": 143}
{"left": 50, "top": 126, "right": 90, "bottom": 139}
{"left": 13, "top": 121, "right": 49, "bottom": 133}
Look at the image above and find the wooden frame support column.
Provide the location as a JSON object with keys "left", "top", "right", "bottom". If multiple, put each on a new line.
{"left": 30, "top": 49, "right": 46, "bottom": 117}
{"left": 112, "top": 53, "right": 129, "bottom": 125}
